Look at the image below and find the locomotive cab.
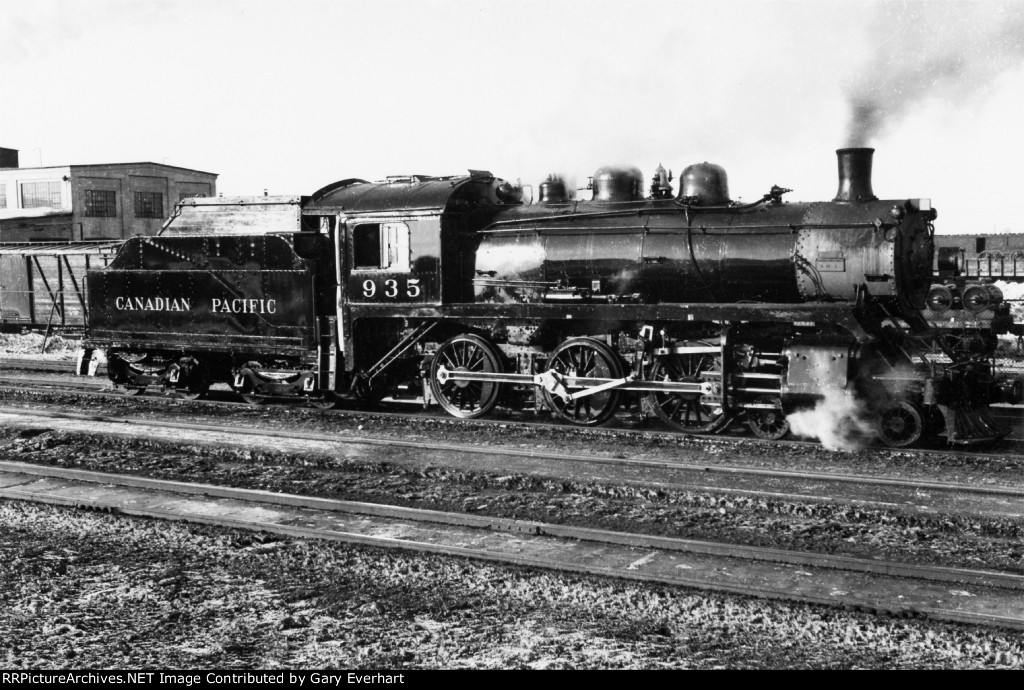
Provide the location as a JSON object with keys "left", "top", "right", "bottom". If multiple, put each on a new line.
{"left": 301, "top": 172, "right": 515, "bottom": 392}
{"left": 305, "top": 172, "right": 512, "bottom": 309}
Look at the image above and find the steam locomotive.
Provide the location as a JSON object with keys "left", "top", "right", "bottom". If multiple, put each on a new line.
{"left": 79, "top": 148, "right": 1015, "bottom": 448}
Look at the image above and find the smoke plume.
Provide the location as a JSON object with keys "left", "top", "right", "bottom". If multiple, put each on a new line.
{"left": 845, "top": 1, "right": 1024, "bottom": 147}
{"left": 785, "top": 358, "right": 875, "bottom": 451}
{"left": 786, "top": 388, "right": 875, "bottom": 452}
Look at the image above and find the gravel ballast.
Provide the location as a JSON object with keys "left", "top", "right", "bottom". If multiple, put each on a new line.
{"left": 3, "top": 501, "right": 1024, "bottom": 669}
{"left": 1, "top": 422, "right": 1022, "bottom": 576}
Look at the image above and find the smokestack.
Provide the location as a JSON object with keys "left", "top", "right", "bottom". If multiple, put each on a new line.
{"left": 833, "top": 147, "right": 877, "bottom": 202}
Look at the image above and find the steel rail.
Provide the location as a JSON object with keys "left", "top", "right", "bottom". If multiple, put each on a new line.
{"left": 0, "top": 358, "right": 92, "bottom": 373}
{"left": 2, "top": 405, "right": 1024, "bottom": 503}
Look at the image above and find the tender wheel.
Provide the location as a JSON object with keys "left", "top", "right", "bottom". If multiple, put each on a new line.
{"left": 541, "top": 337, "right": 623, "bottom": 426}
{"left": 175, "top": 384, "right": 209, "bottom": 401}
{"left": 170, "top": 358, "right": 210, "bottom": 401}
{"left": 746, "top": 400, "right": 789, "bottom": 440}
{"left": 644, "top": 341, "right": 731, "bottom": 434}
{"left": 876, "top": 401, "right": 925, "bottom": 448}
{"left": 310, "top": 394, "right": 340, "bottom": 410}
{"left": 108, "top": 352, "right": 152, "bottom": 396}
{"left": 429, "top": 334, "right": 504, "bottom": 419}
{"left": 233, "top": 363, "right": 268, "bottom": 405}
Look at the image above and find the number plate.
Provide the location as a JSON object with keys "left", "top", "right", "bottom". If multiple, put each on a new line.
{"left": 815, "top": 258, "right": 846, "bottom": 272}
{"left": 352, "top": 275, "right": 426, "bottom": 302}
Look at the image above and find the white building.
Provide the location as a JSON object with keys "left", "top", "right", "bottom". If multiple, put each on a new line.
{"left": 0, "top": 147, "right": 217, "bottom": 241}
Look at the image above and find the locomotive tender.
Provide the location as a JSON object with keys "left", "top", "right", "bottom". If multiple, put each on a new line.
{"left": 81, "top": 148, "right": 1011, "bottom": 448}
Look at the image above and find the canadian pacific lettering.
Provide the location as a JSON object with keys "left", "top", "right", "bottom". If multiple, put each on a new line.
{"left": 113, "top": 296, "right": 277, "bottom": 314}
{"left": 114, "top": 296, "right": 191, "bottom": 312}
{"left": 211, "top": 298, "right": 277, "bottom": 314}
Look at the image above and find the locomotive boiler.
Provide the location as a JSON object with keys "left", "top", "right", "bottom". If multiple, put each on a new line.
{"left": 474, "top": 153, "right": 932, "bottom": 311}
{"left": 80, "top": 148, "right": 1011, "bottom": 448}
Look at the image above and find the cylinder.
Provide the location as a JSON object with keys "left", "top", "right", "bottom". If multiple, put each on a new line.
{"left": 926, "top": 285, "right": 954, "bottom": 313}
{"left": 985, "top": 284, "right": 1004, "bottom": 306}
{"left": 961, "top": 284, "right": 991, "bottom": 313}
{"left": 936, "top": 246, "right": 964, "bottom": 275}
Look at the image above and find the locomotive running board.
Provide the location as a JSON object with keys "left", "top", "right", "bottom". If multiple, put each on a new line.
{"left": 434, "top": 366, "right": 713, "bottom": 401}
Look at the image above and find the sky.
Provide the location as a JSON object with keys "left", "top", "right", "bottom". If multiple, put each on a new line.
{"left": 2, "top": 0, "right": 1023, "bottom": 234}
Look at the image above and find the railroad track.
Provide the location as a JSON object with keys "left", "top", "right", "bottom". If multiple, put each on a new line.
{"left": 2, "top": 365, "right": 1024, "bottom": 459}
{"left": 0, "top": 357, "right": 96, "bottom": 373}
{"left": 3, "top": 404, "right": 1024, "bottom": 525}
{"left": 2, "top": 459, "right": 1023, "bottom": 630}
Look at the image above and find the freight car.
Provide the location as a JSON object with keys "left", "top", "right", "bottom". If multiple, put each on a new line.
{"left": 80, "top": 149, "right": 1015, "bottom": 448}
{"left": 933, "top": 235, "right": 1024, "bottom": 282}
{"left": 0, "top": 240, "right": 121, "bottom": 336}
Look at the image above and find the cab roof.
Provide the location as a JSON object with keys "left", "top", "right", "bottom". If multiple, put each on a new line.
{"left": 303, "top": 172, "right": 495, "bottom": 215}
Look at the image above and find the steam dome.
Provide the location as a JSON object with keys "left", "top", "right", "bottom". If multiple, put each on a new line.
{"left": 678, "top": 162, "right": 730, "bottom": 205}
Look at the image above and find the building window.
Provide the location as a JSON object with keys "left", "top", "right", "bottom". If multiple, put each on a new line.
{"left": 179, "top": 192, "right": 204, "bottom": 202}
{"left": 84, "top": 189, "right": 117, "bottom": 217}
{"left": 134, "top": 191, "right": 164, "bottom": 219}
{"left": 21, "top": 181, "right": 62, "bottom": 208}
{"left": 0, "top": 184, "right": 6, "bottom": 209}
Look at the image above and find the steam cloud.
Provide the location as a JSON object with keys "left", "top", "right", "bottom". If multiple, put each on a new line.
{"left": 785, "top": 359, "right": 875, "bottom": 452}
{"left": 786, "top": 388, "right": 875, "bottom": 452}
{"left": 845, "top": 1, "right": 1024, "bottom": 147}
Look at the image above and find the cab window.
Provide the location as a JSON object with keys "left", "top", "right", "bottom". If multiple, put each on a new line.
{"left": 353, "top": 222, "right": 410, "bottom": 271}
